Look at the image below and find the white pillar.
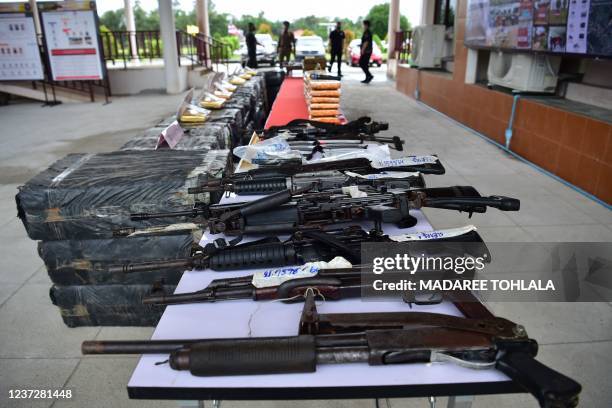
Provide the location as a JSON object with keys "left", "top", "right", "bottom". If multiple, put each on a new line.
{"left": 196, "top": 0, "right": 211, "bottom": 64}
{"left": 387, "top": 0, "right": 400, "bottom": 60}
{"left": 29, "top": 0, "right": 41, "bottom": 37}
{"left": 196, "top": 0, "right": 210, "bottom": 38}
{"left": 420, "top": 0, "right": 436, "bottom": 25}
{"left": 124, "top": 0, "right": 138, "bottom": 59}
{"left": 158, "top": 0, "right": 182, "bottom": 93}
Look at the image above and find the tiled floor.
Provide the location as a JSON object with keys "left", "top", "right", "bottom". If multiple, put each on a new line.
{"left": 0, "top": 66, "right": 610, "bottom": 408}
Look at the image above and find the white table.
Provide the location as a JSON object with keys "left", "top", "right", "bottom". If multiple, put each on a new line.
{"left": 127, "top": 195, "right": 521, "bottom": 404}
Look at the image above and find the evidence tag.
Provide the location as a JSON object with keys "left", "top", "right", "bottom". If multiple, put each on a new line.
{"left": 371, "top": 156, "right": 438, "bottom": 168}
{"left": 344, "top": 171, "right": 420, "bottom": 180}
{"left": 252, "top": 265, "right": 320, "bottom": 288}
{"left": 251, "top": 257, "right": 352, "bottom": 288}
{"left": 389, "top": 225, "right": 477, "bottom": 241}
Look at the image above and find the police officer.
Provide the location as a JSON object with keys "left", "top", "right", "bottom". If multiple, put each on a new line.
{"left": 328, "top": 21, "right": 345, "bottom": 76}
{"left": 245, "top": 22, "right": 261, "bottom": 68}
{"left": 359, "top": 20, "right": 373, "bottom": 84}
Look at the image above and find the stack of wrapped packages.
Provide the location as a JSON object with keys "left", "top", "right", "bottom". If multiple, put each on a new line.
{"left": 304, "top": 71, "right": 342, "bottom": 124}
{"left": 14, "top": 68, "right": 271, "bottom": 327}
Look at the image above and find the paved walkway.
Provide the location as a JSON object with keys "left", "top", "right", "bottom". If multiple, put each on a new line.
{"left": 0, "top": 66, "right": 610, "bottom": 408}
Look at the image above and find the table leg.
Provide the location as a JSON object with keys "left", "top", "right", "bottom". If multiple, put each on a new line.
{"left": 446, "top": 396, "right": 474, "bottom": 408}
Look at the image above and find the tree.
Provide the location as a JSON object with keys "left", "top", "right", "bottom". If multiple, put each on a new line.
{"left": 208, "top": 0, "right": 230, "bottom": 37}
{"left": 301, "top": 29, "right": 315, "bottom": 36}
{"left": 293, "top": 15, "right": 327, "bottom": 38}
{"left": 133, "top": 2, "right": 159, "bottom": 31}
{"left": 258, "top": 23, "right": 272, "bottom": 34}
{"left": 99, "top": 9, "right": 125, "bottom": 31}
{"left": 365, "top": 3, "right": 411, "bottom": 39}
{"left": 174, "top": 9, "right": 196, "bottom": 31}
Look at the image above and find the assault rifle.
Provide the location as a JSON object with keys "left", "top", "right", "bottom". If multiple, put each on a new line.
{"left": 188, "top": 170, "right": 426, "bottom": 195}
{"left": 187, "top": 156, "right": 445, "bottom": 194}
{"left": 240, "top": 155, "right": 444, "bottom": 176}
{"left": 141, "top": 225, "right": 488, "bottom": 306}
{"left": 82, "top": 292, "right": 581, "bottom": 408}
{"left": 109, "top": 223, "right": 489, "bottom": 275}
{"left": 287, "top": 140, "right": 404, "bottom": 157}
{"left": 110, "top": 225, "right": 379, "bottom": 273}
{"left": 260, "top": 117, "right": 399, "bottom": 148}
{"left": 131, "top": 186, "right": 520, "bottom": 234}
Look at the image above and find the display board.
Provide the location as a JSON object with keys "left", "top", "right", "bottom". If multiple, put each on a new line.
{"left": 39, "top": 1, "right": 104, "bottom": 81}
{"left": 465, "top": 0, "right": 612, "bottom": 57}
{"left": 0, "top": 3, "right": 44, "bottom": 80}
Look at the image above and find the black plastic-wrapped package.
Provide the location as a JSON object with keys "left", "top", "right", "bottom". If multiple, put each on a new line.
{"left": 120, "top": 123, "right": 231, "bottom": 151}
{"left": 16, "top": 150, "right": 229, "bottom": 241}
{"left": 50, "top": 284, "right": 175, "bottom": 327}
{"left": 38, "top": 224, "right": 201, "bottom": 285}
{"left": 207, "top": 109, "right": 244, "bottom": 146}
{"left": 263, "top": 69, "right": 285, "bottom": 107}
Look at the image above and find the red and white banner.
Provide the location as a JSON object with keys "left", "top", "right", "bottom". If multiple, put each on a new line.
{"left": 41, "top": 9, "right": 103, "bottom": 81}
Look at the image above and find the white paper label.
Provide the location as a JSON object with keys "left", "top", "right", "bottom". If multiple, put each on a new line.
{"left": 341, "top": 186, "right": 367, "bottom": 198}
{"left": 389, "top": 225, "right": 477, "bottom": 242}
{"left": 371, "top": 156, "right": 438, "bottom": 168}
{"left": 344, "top": 171, "right": 420, "bottom": 180}
{"left": 252, "top": 265, "right": 320, "bottom": 288}
{"left": 156, "top": 120, "right": 184, "bottom": 149}
{"left": 251, "top": 257, "right": 352, "bottom": 288}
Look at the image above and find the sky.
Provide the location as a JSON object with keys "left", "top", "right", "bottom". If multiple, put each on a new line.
{"left": 92, "top": 0, "right": 423, "bottom": 27}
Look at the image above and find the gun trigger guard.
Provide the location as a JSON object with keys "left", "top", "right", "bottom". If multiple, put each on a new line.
{"left": 430, "top": 351, "right": 495, "bottom": 370}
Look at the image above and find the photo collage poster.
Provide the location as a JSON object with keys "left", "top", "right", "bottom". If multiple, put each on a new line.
{"left": 465, "top": 0, "right": 611, "bottom": 55}
{"left": 488, "top": 0, "right": 522, "bottom": 48}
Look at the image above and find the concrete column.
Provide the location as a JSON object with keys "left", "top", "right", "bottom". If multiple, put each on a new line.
{"left": 124, "top": 0, "right": 138, "bottom": 59}
{"left": 420, "top": 0, "right": 436, "bottom": 25}
{"left": 387, "top": 0, "right": 400, "bottom": 60}
{"left": 28, "top": 0, "right": 41, "bottom": 37}
{"left": 196, "top": 0, "right": 210, "bottom": 38}
{"left": 196, "top": 0, "right": 211, "bottom": 64}
{"left": 158, "top": 0, "right": 182, "bottom": 93}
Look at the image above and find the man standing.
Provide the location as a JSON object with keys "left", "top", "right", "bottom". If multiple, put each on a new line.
{"left": 359, "top": 20, "right": 373, "bottom": 84}
{"left": 328, "top": 21, "right": 345, "bottom": 76}
{"left": 245, "top": 23, "right": 261, "bottom": 68}
{"left": 277, "top": 21, "right": 295, "bottom": 67}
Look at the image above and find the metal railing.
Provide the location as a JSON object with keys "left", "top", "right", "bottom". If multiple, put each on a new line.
{"left": 15, "top": 30, "right": 234, "bottom": 105}
{"left": 100, "top": 30, "right": 233, "bottom": 71}
{"left": 395, "top": 30, "right": 412, "bottom": 64}
{"left": 100, "top": 30, "right": 162, "bottom": 68}
{"left": 175, "top": 31, "right": 231, "bottom": 71}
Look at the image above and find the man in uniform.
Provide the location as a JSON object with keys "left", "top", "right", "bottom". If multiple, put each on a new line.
{"left": 359, "top": 20, "right": 374, "bottom": 84}
{"left": 328, "top": 21, "right": 345, "bottom": 76}
{"left": 277, "top": 21, "right": 295, "bottom": 67}
{"left": 245, "top": 23, "right": 261, "bottom": 68}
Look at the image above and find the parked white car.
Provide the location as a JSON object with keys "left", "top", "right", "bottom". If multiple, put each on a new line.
{"left": 295, "top": 36, "right": 325, "bottom": 61}
{"left": 240, "top": 33, "right": 278, "bottom": 66}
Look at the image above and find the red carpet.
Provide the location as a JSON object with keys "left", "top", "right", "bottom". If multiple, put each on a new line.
{"left": 264, "top": 77, "right": 308, "bottom": 129}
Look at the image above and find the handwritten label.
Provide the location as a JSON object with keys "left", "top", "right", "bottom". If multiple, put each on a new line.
{"left": 252, "top": 265, "right": 320, "bottom": 288}
{"left": 251, "top": 256, "right": 352, "bottom": 288}
{"left": 389, "top": 225, "right": 477, "bottom": 242}
{"left": 371, "top": 156, "right": 438, "bottom": 168}
{"left": 344, "top": 171, "right": 420, "bottom": 180}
